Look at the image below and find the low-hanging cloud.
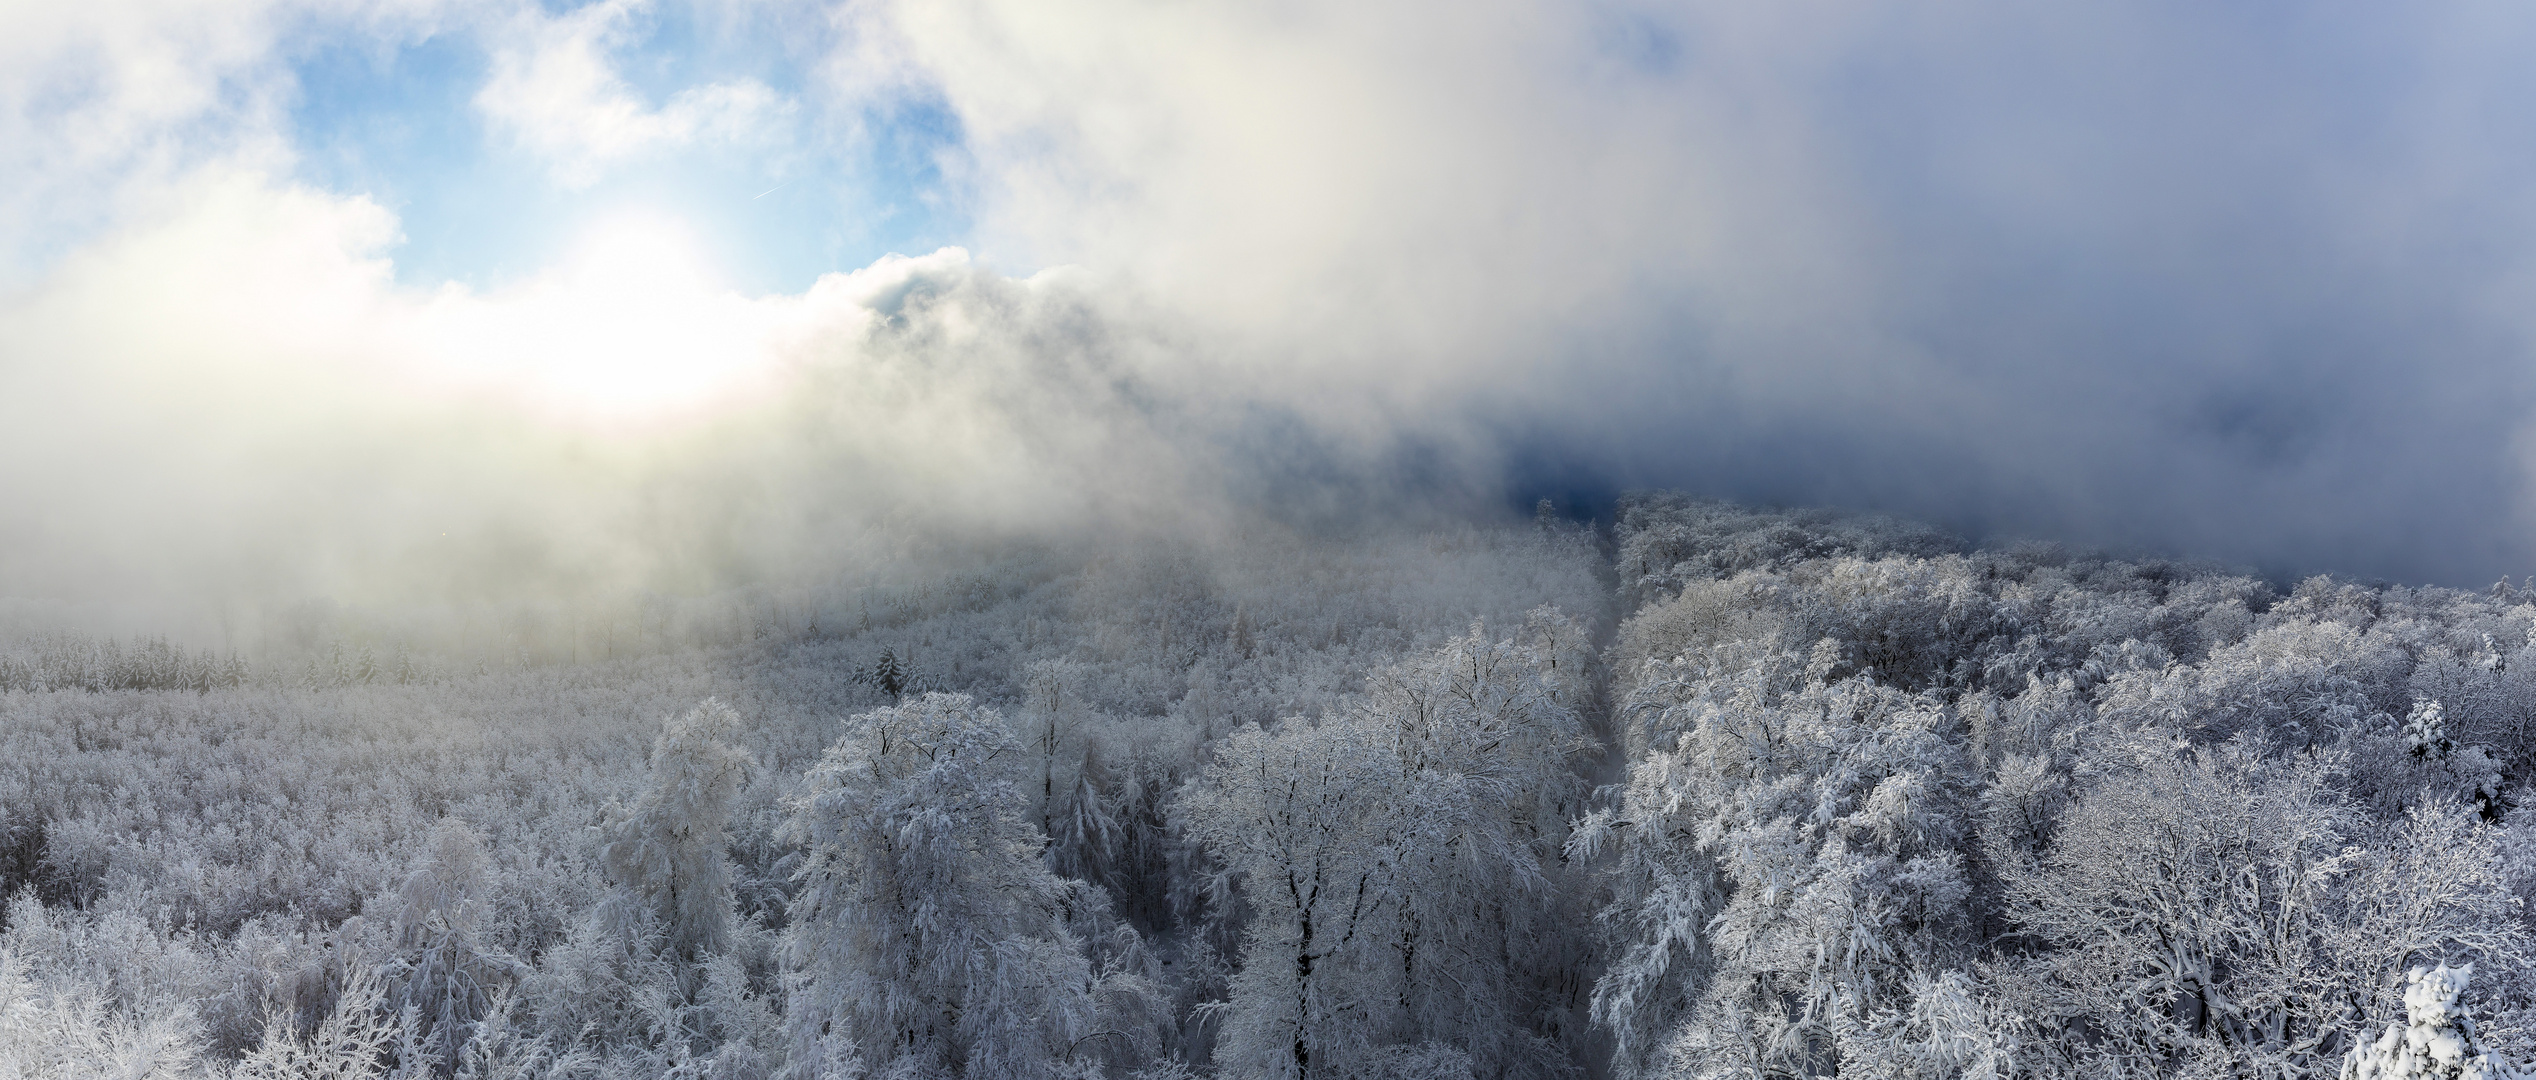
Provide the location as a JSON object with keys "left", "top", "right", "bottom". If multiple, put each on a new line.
{"left": 9, "top": 0, "right": 2536, "bottom": 644}
{"left": 865, "top": 0, "right": 2536, "bottom": 584}
{"left": 0, "top": 167, "right": 1251, "bottom": 640}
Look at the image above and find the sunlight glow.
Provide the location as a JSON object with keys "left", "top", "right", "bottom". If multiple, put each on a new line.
{"left": 411, "top": 211, "right": 786, "bottom": 424}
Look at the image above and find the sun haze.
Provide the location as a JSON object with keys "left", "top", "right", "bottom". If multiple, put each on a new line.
{"left": 407, "top": 211, "right": 789, "bottom": 425}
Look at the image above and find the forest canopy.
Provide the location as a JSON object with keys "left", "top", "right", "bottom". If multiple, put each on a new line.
{"left": 0, "top": 495, "right": 2532, "bottom": 1079}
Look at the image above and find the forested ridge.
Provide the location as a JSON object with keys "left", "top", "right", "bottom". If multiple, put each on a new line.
{"left": 1, "top": 495, "right": 2532, "bottom": 1079}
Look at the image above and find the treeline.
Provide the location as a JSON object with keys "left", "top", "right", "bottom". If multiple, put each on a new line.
{"left": 0, "top": 500, "right": 2533, "bottom": 1078}
{"left": 0, "top": 633, "right": 248, "bottom": 694}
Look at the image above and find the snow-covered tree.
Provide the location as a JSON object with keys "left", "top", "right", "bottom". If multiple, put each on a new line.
{"left": 597, "top": 699, "right": 754, "bottom": 990}
{"left": 779, "top": 693, "right": 1154, "bottom": 1080}
{"left": 1570, "top": 635, "right": 1974, "bottom": 1079}
{"left": 386, "top": 819, "right": 525, "bottom": 1074}
{"left": 1184, "top": 616, "right": 1595, "bottom": 1078}
{"left": 445, "top": 986, "right": 599, "bottom": 1080}
{"left": 1179, "top": 716, "right": 1404, "bottom": 1080}
{"left": 233, "top": 960, "right": 422, "bottom": 1080}
{"left": 0, "top": 946, "right": 207, "bottom": 1079}
{"left": 2001, "top": 741, "right": 2533, "bottom": 1078}
{"left": 2342, "top": 964, "right": 2528, "bottom": 1080}
{"left": 1356, "top": 615, "right": 1594, "bottom": 1075}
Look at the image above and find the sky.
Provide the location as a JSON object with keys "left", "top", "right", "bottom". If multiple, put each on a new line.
{"left": 8, "top": 0, "right": 2536, "bottom": 631}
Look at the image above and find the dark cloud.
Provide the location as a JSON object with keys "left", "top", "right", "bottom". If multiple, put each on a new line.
{"left": 886, "top": 0, "right": 2536, "bottom": 585}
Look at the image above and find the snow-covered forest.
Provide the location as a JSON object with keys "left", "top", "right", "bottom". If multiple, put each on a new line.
{"left": 4, "top": 494, "right": 2535, "bottom": 1079}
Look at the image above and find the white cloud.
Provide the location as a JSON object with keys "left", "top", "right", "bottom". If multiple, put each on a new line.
{"left": 0, "top": 164, "right": 1227, "bottom": 618}
{"left": 0, "top": 0, "right": 478, "bottom": 286}
{"left": 473, "top": 0, "right": 794, "bottom": 188}
{"left": 14, "top": 0, "right": 2536, "bottom": 613}
{"left": 0, "top": 0, "right": 294, "bottom": 283}
{"left": 0, "top": 0, "right": 1224, "bottom": 621}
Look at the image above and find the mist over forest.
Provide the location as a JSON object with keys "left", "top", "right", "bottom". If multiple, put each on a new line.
{"left": 17, "top": 0, "right": 2536, "bottom": 1077}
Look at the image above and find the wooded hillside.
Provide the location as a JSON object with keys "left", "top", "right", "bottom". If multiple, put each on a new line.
{"left": 2, "top": 496, "right": 2530, "bottom": 1079}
